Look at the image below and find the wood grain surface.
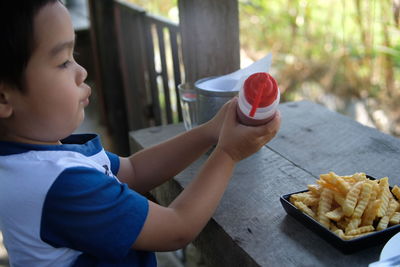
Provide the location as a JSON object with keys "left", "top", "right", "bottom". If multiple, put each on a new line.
{"left": 129, "top": 100, "right": 400, "bottom": 267}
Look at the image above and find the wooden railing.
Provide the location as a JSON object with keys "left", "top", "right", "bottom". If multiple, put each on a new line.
{"left": 114, "top": 1, "right": 183, "bottom": 126}
{"left": 89, "top": 0, "right": 184, "bottom": 154}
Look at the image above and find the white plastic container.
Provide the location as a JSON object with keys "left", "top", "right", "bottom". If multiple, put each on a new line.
{"left": 236, "top": 72, "right": 280, "bottom": 126}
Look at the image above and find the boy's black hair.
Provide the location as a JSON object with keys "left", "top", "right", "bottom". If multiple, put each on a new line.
{"left": 0, "top": 0, "right": 60, "bottom": 91}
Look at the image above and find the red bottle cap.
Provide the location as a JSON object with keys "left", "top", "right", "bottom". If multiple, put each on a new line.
{"left": 244, "top": 72, "right": 278, "bottom": 117}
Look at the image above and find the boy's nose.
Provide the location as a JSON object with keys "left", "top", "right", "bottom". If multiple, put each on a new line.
{"left": 76, "top": 63, "right": 88, "bottom": 85}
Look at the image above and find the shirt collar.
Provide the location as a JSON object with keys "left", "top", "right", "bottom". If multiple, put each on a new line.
{"left": 0, "top": 134, "right": 102, "bottom": 156}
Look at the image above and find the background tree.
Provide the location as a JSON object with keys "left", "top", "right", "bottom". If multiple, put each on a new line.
{"left": 127, "top": 0, "right": 400, "bottom": 136}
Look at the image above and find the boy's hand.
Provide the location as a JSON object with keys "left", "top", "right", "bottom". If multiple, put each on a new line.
{"left": 201, "top": 99, "right": 232, "bottom": 144}
{"left": 216, "top": 98, "right": 281, "bottom": 162}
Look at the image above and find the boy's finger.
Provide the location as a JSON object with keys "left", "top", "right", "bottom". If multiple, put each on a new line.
{"left": 269, "top": 110, "right": 281, "bottom": 129}
{"left": 224, "top": 97, "right": 239, "bottom": 124}
{"left": 223, "top": 97, "right": 236, "bottom": 108}
{"left": 254, "top": 110, "right": 281, "bottom": 135}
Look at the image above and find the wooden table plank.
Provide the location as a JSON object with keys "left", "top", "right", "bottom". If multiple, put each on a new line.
{"left": 269, "top": 101, "right": 400, "bottom": 184}
{"left": 129, "top": 100, "right": 400, "bottom": 266}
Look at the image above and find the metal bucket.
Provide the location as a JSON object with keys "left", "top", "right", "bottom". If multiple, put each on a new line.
{"left": 195, "top": 77, "right": 239, "bottom": 125}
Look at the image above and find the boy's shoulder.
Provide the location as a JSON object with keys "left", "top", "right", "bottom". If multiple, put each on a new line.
{"left": 0, "top": 133, "right": 116, "bottom": 189}
{"left": 0, "top": 133, "right": 121, "bottom": 217}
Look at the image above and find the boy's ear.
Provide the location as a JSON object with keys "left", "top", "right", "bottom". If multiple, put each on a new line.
{"left": 0, "top": 82, "right": 13, "bottom": 118}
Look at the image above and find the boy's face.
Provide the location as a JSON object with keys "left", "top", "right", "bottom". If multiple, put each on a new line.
{"left": 3, "top": 1, "right": 91, "bottom": 144}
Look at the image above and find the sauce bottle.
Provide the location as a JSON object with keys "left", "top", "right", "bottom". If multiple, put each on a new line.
{"left": 236, "top": 72, "right": 280, "bottom": 126}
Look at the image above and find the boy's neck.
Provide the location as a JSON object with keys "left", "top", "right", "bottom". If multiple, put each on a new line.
{"left": 0, "top": 133, "right": 62, "bottom": 145}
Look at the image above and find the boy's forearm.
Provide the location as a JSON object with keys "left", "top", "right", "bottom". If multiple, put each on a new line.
{"left": 126, "top": 124, "right": 215, "bottom": 192}
{"left": 168, "top": 147, "right": 236, "bottom": 240}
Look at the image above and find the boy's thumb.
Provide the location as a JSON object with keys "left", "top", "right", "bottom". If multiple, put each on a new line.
{"left": 225, "top": 97, "right": 238, "bottom": 123}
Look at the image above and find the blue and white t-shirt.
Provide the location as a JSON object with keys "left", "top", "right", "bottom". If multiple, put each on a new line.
{"left": 0, "top": 134, "right": 156, "bottom": 266}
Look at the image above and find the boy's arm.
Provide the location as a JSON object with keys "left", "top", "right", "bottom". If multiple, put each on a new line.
{"left": 133, "top": 146, "right": 235, "bottom": 251}
{"left": 131, "top": 100, "right": 281, "bottom": 251}
{"left": 116, "top": 102, "right": 229, "bottom": 194}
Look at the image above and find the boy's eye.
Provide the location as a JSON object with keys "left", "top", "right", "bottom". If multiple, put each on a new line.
{"left": 59, "top": 60, "right": 71, "bottom": 68}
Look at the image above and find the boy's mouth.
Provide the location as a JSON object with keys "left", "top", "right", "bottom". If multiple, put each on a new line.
{"left": 81, "top": 97, "right": 90, "bottom": 107}
{"left": 81, "top": 84, "right": 91, "bottom": 106}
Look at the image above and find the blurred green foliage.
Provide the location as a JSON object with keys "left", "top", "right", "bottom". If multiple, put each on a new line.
{"left": 127, "top": 0, "right": 400, "bottom": 133}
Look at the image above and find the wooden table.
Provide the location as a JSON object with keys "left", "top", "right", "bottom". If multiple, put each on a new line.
{"left": 129, "top": 100, "right": 400, "bottom": 267}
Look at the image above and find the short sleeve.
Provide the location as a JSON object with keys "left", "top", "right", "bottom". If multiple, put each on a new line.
{"left": 40, "top": 167, "right": 148, "bottom": 261}
{"left": 105, "top": 151, "right": 120, "bottom": 175}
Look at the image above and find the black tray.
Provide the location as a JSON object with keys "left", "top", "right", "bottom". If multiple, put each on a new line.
{"left": 280, "top": 179, "right": 400, "bottom": 254}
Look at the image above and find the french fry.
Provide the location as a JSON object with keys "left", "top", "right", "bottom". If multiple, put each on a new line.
{"left": 317, "top": 188, "right": 334, "bottom": 228}
{"left": 307, "top": 184, "right": 321, "bottom": 197}
{"left": 343, "top": 181, "right": 363, "bottom": 216}
{"left": 378, "top": 199, "right": 400, "bottom": 230}
{"left": 341, "top": 175, "right": 357, "bottom": 183}
{"left": 377, "top": 178, "right": 391, "bottom": 217}
{"left": 325, "top": 207, "right": 343, "bottom": 222}
{"left": 353, "top": 182, "right": 372, "bottom": 218}
{"left": 390, "top": 212, "right": 400, "bottom": 225}
{"left": 361, "top": 199, "right": 381, "bottom": 226}
{"left": 320, "top": 172, "right": 350, "bottom": 195}
{"left": 347, "top": 225, "right": 374, "bottom": 236}
{"left": 368, "top": 181, "right": 380, "bottom": 201}
{"left": 337, "top": 217, "right": 350, "bottom": 230}
{"left": 294, "top": 201, "right": 316, "bottom": 218}
{"left": 333, "top": 192, "right": 346, "bottom": 207}
{"left": 289, "top": 173, "right": 400, "bottom": 240}
{"left": 377, "top": 215, "right": 389, "bottom": 231}
{"left": 290, "top": 192, "right": 319, "bottom": 206}
{"left": 352, "top": 172, "right": 367, "bottom": 182}
{"left": 333, "top": 228, "right": 345, "bottom": 239}
{"left": 316, "top": 179, "right": 338, "bottom": 193}
{"left": 290, "top": 192, "right": 313, "bottom": 202}
{"left": 386, "top": 198, "right": 399, "bottom": 217}
{"left": 345, "top": 217, "right": 361, "bottom": 233}
{"left": 392, "top": 185, "right": 400, "bottom": 200}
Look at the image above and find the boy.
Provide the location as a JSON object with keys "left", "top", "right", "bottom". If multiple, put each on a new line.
{"left": 0, "top": 1, "right": 281, "bottom": 266}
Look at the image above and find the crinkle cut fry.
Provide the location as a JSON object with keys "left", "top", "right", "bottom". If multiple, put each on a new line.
{"left": 317, "top": 188, "right": 334, "bottom": 228}
{"left": 353, "top": 182, "right": 372, "bottom": 218}
{"left": 290, "top": 192, "right": 319, "bottom": 206}
{"left": 377, "top": 215, "right": 390, "bottom": 231}
{"left": 290, "top": 173, "right": 400, "bottom": 240}
{"left": 391, "top": 185, "right": 400, "bottom": 200}
{"left": 377, "top": 199, "right": 400, "bottom": 230}
{"left": 325, "top": 207, "right": 343, "bottom": 222}
{"left": 343, "top": 181, "right": 363, "bottom": 217}
{"left": 320, "top": 172, "right": 350, "bottom": 195}
{"left": 294, "top": 201, "right": 316, "bottom": 218}
{"left": 307, "top": 184, "right": 321, "bottom": 197}
{"left": 361, "top": 199, "right": 381, "bottom": 226}
{"left": 345, "top": 217, "right": 361, "bottom": 233}
{"left": 387, "top": 198, "right": 400, "bottom": 217}
{"left": 390, "top": 212, "right": 400, "bottom": 224}
{"left": 347, "top": 225, "right": 374, "bottom": 236}
{"left": 368, "top": 181, "right": 380, "bottom": 201}
{"left": 334, "top": 192, "right": 345, "bottom": 207}
{"left": 377, "top": 180, "right": 391, "bottom": 217}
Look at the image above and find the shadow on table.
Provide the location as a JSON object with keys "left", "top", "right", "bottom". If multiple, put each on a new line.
{"left": 279, "top": 214, "right": 382, "bottom": 264}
